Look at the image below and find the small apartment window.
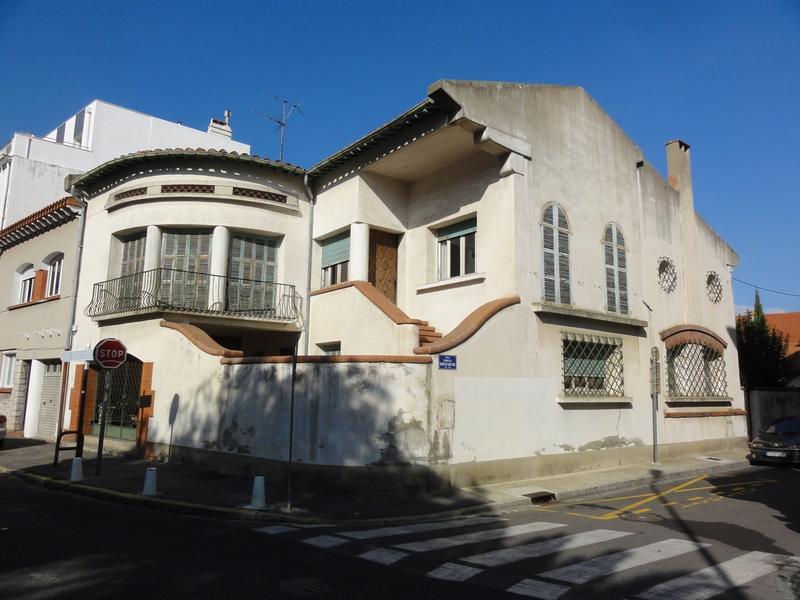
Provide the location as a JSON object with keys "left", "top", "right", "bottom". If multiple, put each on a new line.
{"left": 18, "top": 266, "right": 35, "bottom": 304}
{"left": 318, "top": 342, "right": 341, "bottom": 356}
{"left": 73, "top": 110, "right": 86, "bottom": 146}
{"left": 55, "top": 124, "right": 66, "bottom": 144}
{"left": 542, "top": 203, "right": 571, "bottom": 304}
{"left": 46, "top": 254, "right": 64, "bottom": 297}
{"left": 436, "top": 218, "right": 476, "bottom": 281}
{"left": 667, "top": 343, "right": 728, "bottom": 398}
{"left": 0, "top": 353, "right": 15, "bottom": 387}
{"left": 321, "top": 232, "right": 350, "bottom": 287}
{"left": 603, "top": 223, "right": 628, "bottom": 314}
{"left": 562, "top": 332, "right": 624, "bottom": 397}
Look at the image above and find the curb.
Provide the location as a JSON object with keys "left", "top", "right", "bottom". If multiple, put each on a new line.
{"left": 1, "top": 459, "right": 752, "bottom": 526}
{"left": 544, "top": 459, "right": 751, "bottom": 503}
{"left": 2, "top": 466, "right": 497, "bottom": 526}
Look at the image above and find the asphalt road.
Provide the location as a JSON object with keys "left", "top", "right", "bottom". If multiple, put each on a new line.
{"left": 1, "top": 464, "right": 799, "bottom": 599}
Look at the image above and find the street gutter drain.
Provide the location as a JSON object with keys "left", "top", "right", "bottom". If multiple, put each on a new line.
{"left": 279, "top": 578, "right": 331, "bottom": 597}
{"left": 524, "top": 491, "right": 556, "bottom": 504}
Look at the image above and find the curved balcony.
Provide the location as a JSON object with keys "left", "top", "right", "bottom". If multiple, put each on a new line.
{"left": 85, "top": 268, "right": 302, "bottom": 324}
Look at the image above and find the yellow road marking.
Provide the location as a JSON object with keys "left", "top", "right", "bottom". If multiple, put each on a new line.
{"left": 567, "top": 475, "right": 708, "bottom": 521}
{"left": 633, "top": 508, "right": 651, "bottom": 514}
{"left": 555, "top": 479, "right": 777, "bottom": 508}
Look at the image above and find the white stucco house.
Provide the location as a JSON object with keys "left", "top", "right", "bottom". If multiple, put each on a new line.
{"left": 49, "top": 81, "right": 744, "bottom": 491}
{"left": 0, "top": 102, "right": 251, "bottom": 441}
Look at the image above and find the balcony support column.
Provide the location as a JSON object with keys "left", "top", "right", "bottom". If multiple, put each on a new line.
{"left": 209, "top": 226, "right": 230, "bottom": 310}
{"left": 144, "top": 225, "right": 162, "bottom": 271}
{"left": 349, "top": 222, "right": 369, "bottom": 282}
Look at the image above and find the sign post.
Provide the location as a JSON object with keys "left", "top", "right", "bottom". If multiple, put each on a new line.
{"left": 93, "top": 338, "right": 127, "bottom": 476}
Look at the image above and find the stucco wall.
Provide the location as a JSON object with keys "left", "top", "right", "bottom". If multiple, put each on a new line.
{"left": 309, "top": 286, "right": 417, "bottom": 355}
{"left": 0, "top": 218, "right": 80, "bottom": 358}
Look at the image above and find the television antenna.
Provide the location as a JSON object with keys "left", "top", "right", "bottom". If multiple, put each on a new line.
{"left": 254, "top": 89, "right": 303, "bottom": 162}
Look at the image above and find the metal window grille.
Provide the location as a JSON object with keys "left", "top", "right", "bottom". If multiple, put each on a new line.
{"left": 232, "top": 187, "right": 287, "bottom": 203}
{"left": 160, "top": 184, "right": 215, "bottom": 194}
{"left": 706, "top": 271, "right": 722, "bottom": 303}
{"left": 666, "top": 343, "right": 728, "bottom": 398}
{"left": 657, "top": 257, "right": 677, "bottom": 293}
{"left": 562, "top": 332, "right": 624, "bottom": 397}
{"left": 114, "top": 187, "right": 147, "bottom": 201}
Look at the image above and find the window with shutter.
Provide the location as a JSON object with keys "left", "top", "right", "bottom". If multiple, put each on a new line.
{"left": 436, "top": 217, "right": 477, "bottom": 281}
{"left": 320, "top": 232, "right": 350, "bottom": 287}
{"left": 541, "top": 203, "right": 571, "bottom": 304}
{"left": 602, "top": 223, "right": 628, "bottom": 315}
{"left": 160, "top": 230, "right": 211, "bottom": 309}
{"left": 228, "top": 234, "right": 279, "bottom": 313}
{"left": 119, "top": 233, "right": 146, "bottom": 307}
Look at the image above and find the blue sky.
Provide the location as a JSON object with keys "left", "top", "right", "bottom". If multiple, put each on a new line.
{"left": 2, "top": 0, "right": 798, "bottom": 312}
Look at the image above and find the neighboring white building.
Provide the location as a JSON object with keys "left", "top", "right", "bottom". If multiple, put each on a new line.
{"left": 0, "top": 100, "right": 249, "bottom": 227}
{"left": 0, "top": 101, "right": 250, "bottom": 441}
{"left": 47, "top": 81, "right": 746, "bottom": 491}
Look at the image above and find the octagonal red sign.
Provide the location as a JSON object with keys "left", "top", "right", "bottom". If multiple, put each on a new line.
{"left": 93, "top": 338, "right": 127, "bottom": 369}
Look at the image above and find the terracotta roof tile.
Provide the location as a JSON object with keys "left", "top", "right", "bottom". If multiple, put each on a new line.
{"left": 0, "top": 196, "right": 81, "bottom": 244}
{"left": 765, "top": 312, "right": 800, "bottom": 352}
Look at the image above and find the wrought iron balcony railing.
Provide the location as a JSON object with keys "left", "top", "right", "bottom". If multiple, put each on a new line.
{"left": 85, "top": 268, "right": 302, "bottom": 322}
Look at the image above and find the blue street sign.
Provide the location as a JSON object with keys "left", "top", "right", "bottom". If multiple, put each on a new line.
{"left": 439, "top": 354, "right": 457, "bottom": 370}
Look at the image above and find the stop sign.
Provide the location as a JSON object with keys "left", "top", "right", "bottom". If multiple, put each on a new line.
{"left": 93, "top": 338, "right": 127, "bottom": 369}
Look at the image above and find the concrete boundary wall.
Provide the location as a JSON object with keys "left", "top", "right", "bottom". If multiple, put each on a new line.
{"left": 747, "top": 388, "right": 800, "bottom": 437}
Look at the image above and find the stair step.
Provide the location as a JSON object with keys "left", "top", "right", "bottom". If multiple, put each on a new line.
{"left": 419, "top": 333, "right": 443, "bottom": 343}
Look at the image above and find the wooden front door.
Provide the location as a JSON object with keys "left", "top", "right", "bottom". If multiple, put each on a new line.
{"left": 368, "top": 230, "right": 399, "bottom": 303}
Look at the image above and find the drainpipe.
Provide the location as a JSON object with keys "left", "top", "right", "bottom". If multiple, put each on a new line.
{"left": 302, "top": 173, "right": 316, "bottom": 355}
{"left": 53, "top": 185, "right": 89, "bottom": 462}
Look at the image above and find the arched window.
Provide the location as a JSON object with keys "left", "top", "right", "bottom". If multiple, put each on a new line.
{"left": 542, "top": 203, "right": 570, "bottom": 304}
{"left": 45, "top": 253, "right": 64, "bottom": 297}
{"left": 603, "top": 223, "right": 628, "bottom": 314}
{"left": 17, "top": 264, "right": 35, "bottom": 304}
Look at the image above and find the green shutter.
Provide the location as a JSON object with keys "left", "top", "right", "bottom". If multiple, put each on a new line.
{"left": 437, "top": 218, "right": 477, "bottom": 241}
{"left": 321, "top": 232, "right": 350, "bottom": 268}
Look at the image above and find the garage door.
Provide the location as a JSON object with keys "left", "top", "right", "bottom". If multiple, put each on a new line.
{"left": 36, "top": 361, "right": 62, "bottom": 439}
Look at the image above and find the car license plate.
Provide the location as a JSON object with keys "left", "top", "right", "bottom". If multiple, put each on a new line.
{"left": 765, "top": 451, "right": 786, "bottom": 457}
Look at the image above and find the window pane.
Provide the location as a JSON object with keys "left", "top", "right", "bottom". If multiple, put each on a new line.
{"left": 438, "top": 240, "right": 448, "bottom": 281}
{"left": 464, "top": 233, "right": 475, "bottom": 274}
{"left": 449, "top": 236, "right": 461, "bottom": 278}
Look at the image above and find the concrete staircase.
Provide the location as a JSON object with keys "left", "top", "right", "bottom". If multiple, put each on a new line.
{"left": 417, "top": 323, "right": 443, "bottom": 346}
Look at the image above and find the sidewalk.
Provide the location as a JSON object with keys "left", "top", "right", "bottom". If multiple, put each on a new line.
{"left": 0, "top": 436, "right": 750, "bottom": 525}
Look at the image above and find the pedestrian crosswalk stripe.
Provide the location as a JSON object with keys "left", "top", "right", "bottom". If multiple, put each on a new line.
{"left": 540, "top": 538, "right": 711, "bottom": 585}
{"left": 338, "top": 516, "right": 505, "bottom": 541}
{"left": 464, "top": 529, "right": 633, "bottom": 568}
{"left": 254, "top": 525, "right": 297, "bottom": 535}
{"left": 394, "top": 522, "right": 567, "bottom": 553}
{"left": 302, "top": 534, "right": 350, "bottom": 548}
{"left": 507, "top": 578, "right": 570, "bottom": 599}
{"left": 359, "top": 548, "right": 411, "bottom": 565}
{"left": 427, "top": 562, "right": 484, "bottom": 582}
{"left": 634, "top": 551, "right": 798, "bottom": 600}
